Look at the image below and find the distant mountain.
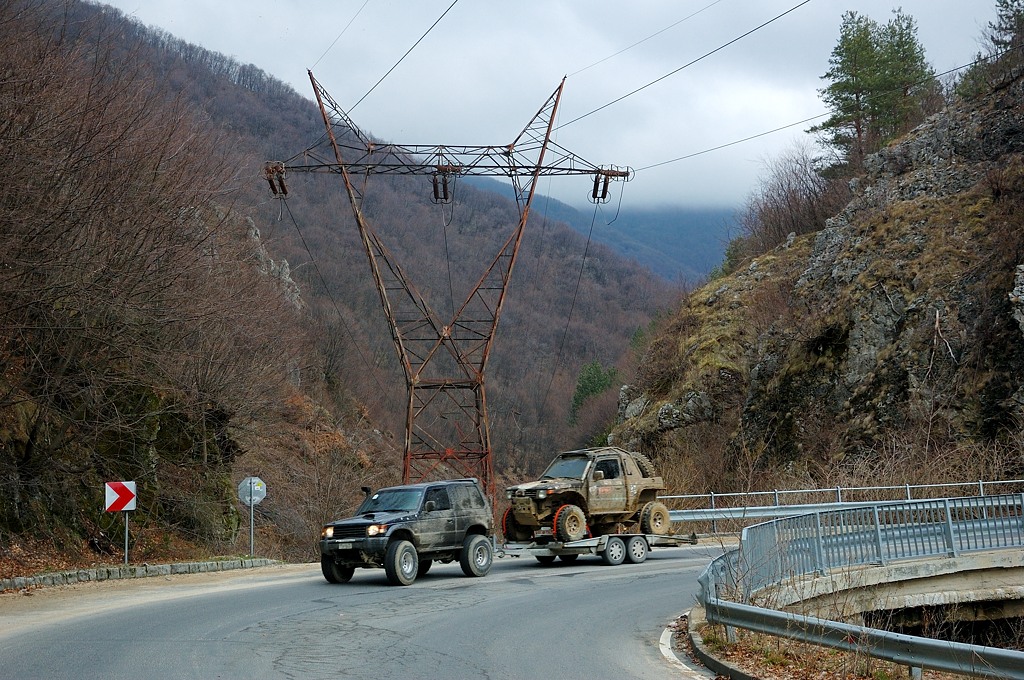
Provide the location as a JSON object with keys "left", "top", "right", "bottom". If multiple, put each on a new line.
{"left": 464, "top": 178, "right": 736, "bottom": 284}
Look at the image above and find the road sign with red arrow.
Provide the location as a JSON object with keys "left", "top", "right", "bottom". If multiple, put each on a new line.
{"left": 105, "top": 481, "right": 137, "bottom": 512}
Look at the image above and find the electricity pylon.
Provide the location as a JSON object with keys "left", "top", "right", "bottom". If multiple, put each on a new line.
{"left": 266, "top": 71, "right": 630, "bottom": 497}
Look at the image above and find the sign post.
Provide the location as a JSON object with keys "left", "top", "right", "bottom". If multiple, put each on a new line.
{"left": 237, "top": 476, "right": 266, "bottom": 556}
{"left": 104, "top": 481, "right": 137, "bottom": 565}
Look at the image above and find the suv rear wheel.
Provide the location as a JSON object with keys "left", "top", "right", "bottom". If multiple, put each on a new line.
{"left": 384, "top": 539, "right": 418, "bottom": 586}
{"left": 459, "top": 534, "right": 493, "bottom": 577}
{"left": 640, "top": 501, "right": 671, "bottom": 535}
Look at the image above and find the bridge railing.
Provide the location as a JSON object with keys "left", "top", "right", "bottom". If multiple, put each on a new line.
{"left": 661, "top": 477, "right": 1024, "bottom": 532}
{"left": 697, "top": 493, "right": 1024, "bottom": 678}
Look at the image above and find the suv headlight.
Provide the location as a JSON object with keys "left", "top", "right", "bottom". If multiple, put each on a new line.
{"left": 322, "top": 526, "right": 334, "bottom": 539}
{"left": 366, "top": 524, "right": 388, "bottom": 537}
{"left": 537, "top": 489, "right": 548, "bottom": 499}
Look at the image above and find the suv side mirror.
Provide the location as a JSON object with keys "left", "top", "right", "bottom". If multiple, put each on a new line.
{"left": 592, "top": 470, "right": 605, "bottom": 481}
{"left": 424, "top": 500, "right": 436, "bottom": 513}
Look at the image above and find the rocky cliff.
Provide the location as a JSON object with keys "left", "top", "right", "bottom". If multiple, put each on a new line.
{"left": 612, "top": 76, "right": 1024, "bottom": 492}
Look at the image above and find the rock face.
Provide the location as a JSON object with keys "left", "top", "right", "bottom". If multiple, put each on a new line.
{"left": 613, "top": 76, "right": 1024, "bottom": 486}
{"left": 1012, "top": 265, "right": 1024, "bottom": 336}
{"left": 248, "top": 218, "right": 303, "bottom": 310}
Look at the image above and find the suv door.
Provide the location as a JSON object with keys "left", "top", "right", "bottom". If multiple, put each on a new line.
{"left": 588, "top": 455, "right": 628, "bottom": 514}
{"left": 419, "top": 486, "right": 458, "bottom": 551}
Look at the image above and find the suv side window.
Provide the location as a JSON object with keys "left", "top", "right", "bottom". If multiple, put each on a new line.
{"left": 594, "top": 457, "right": 621, "bottom": 480}
{"left": 451, "top": 483, "right": 486, "bottom": 510}
{"left": 424, "top": 486, "right": 452, "bottom": 511}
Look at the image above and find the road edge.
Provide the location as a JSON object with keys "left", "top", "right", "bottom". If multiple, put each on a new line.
{"left": 659, "top": 609, "right": 720, "bottom": 679}
{"left": 1, "top": 558, "right": 278, "bottom": 592}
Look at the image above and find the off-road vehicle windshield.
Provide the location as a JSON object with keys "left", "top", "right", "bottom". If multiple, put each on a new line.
{"left": 540, "top": 456, "right": 589, "bottom": 480}
{"left": 357, "top": 488, "right": 423, "bottom": 514}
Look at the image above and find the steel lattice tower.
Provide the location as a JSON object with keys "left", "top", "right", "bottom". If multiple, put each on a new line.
{"left": 267, "top": 71, "right": 630, "bottom": 497}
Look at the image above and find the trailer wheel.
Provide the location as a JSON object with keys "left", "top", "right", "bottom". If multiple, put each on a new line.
{"left": 535, "top": 555, "right": 556, "bottom": 565}
{"left": 640, "top": 501, "right": 671, "bottom": 535}
{"left": 558, "top": 553, "right": 579, "bottom": 563}
{"left": 502, "top": 507, "right": 532, "bottom": 542}
{"left": 601, "top": 537, "right": 626, "bottom": 566}
{"left": 626, "top": 535, "right": 648, "bottom": 564}
{"left": 320, "top": 556, "right": 354, "bottom": 583}
{"left": 384, "top": 540, "right": 418, "bottom": 586}
{"left": 553, "top": 504, "right": 587, "bottom": 542}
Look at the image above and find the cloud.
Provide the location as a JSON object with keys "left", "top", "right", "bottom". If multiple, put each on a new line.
{"left": 102, "top": 0, "right": 998, "bottom": 207}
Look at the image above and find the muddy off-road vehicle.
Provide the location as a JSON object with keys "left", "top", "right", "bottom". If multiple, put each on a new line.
{"left": 319, "top": 479, "right": 494, "bottom": 586}
{"left": 503, "top": 447, "right": 671, "bottom": 543}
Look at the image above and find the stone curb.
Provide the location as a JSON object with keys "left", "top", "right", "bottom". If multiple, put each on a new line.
{"left": 0, "top": 558, "right": 278, "bottom": 592}
{"left": 686, "top": 604, "right": 760, "bottom": 680}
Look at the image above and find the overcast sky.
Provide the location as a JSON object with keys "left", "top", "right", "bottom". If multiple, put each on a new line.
{"left": 99, "top": 0, "right": 998, "bottom": 209}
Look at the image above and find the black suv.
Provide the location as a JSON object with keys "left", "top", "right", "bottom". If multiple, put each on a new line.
{"left": 319, "top": 479, "right": 494, "bottom": 586}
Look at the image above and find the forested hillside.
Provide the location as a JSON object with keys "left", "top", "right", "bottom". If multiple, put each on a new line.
{"left": 0, "top": 0, "right": 675, "bottom": 572}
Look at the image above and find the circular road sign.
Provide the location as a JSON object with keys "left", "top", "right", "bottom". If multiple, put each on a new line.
{"left": 238, "top": 476, "right": 266, "bottom": 507}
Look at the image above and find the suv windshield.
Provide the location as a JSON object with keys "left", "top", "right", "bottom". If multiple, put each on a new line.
{"left": 357, "top": 488, "right": 424, "bottom": 514}
{"left": 540, "top": 456, "right": 590, "bottom": 480}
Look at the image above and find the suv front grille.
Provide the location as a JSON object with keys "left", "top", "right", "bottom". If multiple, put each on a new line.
{"left": 330, "top": 525, "right": 367, "bottom": 540}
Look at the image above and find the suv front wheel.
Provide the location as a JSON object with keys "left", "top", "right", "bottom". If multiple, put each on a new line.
{"left": 321, "top": 556, "right": 355, "bottom": 583}
{"left": 385, "top": 539, "right": 419, "bottom": 586}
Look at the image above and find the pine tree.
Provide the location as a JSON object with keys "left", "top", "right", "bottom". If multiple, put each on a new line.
{"left": 811, "top": 10, "right": 936, "bottom": 169}
{"left": 989, "top": 0, "right": 1024, "bottom": 51}
{"left": 811, "top": 12, "right": 878, "bottom": 168}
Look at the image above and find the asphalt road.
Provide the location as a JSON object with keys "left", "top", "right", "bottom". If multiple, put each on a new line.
{"left": 0, "top": 543, "right": 726, "bottom": 680}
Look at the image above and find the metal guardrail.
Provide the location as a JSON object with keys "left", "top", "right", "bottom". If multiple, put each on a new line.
{"left": 663, "top": 477, "right": 1024, "bottom": 517}
{"left": 697, "top": 493, "right": 1024, "bottom": 679}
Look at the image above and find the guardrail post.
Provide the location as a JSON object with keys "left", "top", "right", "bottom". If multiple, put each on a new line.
{"left": 905, "top": 483, "right": 911, "bottom": 500}
{"left": 836, "top": 486, "right": 842, "bottom": 503}
{"left": 774, "top": 489, "right": 780, "bottom": 506}
{"left": 872, "top": 505, "right": 886, "bottom": 565}
{"left": 942, "top": 498, "right": 958, "bottom": 557}
{"left": 908, "top": 665, "right": 922, "bottom": 679}
{"left": 813, "top": 512, "right": 828, "bottom": 575}
{"left": 710, "top": 492, "right": 717, "bottom": 534}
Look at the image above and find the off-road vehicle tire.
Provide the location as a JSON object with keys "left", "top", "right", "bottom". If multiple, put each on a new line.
{"left": 633, "top": 452, "right": 658, "bottom": 478}
{"left": 460, "top": 534, "right": 493, "bottom": 577}
{"left": 553, "top": 503, "right": 587, "bottom": 542}
{"left": 601, "top": 537, "right": 626, "bottom": 566}
{"left": 639, "top": 501, "right": 671, "bottom": 535}
{"left": 502, "top": 507, "right": 532, "bottom": 542}
{"left": 321, "top": 556, "right": 355, "bottom": 583}
{"left": 625, "top": 535, "right": 649, "bottom": 563}
{"left": 417, "top": 558, "right": 432, "bottom": 578}
{"left": 535, "top": 555, "right": 556, "bottom": 565}
{"left": 385, "top": 539, "right": 418, "bottom": 586}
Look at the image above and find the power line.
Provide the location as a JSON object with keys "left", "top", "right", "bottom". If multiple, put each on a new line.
{"left": 311, "top": 0, "right": 371, "bottom": 70}
{"left": 538, "top": 200, "right": 602, "bottom": 418}
{"left": 568, "top": 0, "right": 727, "bottom": 77}
{"left": 279, "top": 198, "right": 391, "bottom": 399}
{"left": 635, "top": 50, "right": 1010, "bottom": 173}
{"left": 350, "top": 0, "right": 459, "bottom": 113}
{"left": 556, "top": 0, "right": 812, "bottom": 130}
